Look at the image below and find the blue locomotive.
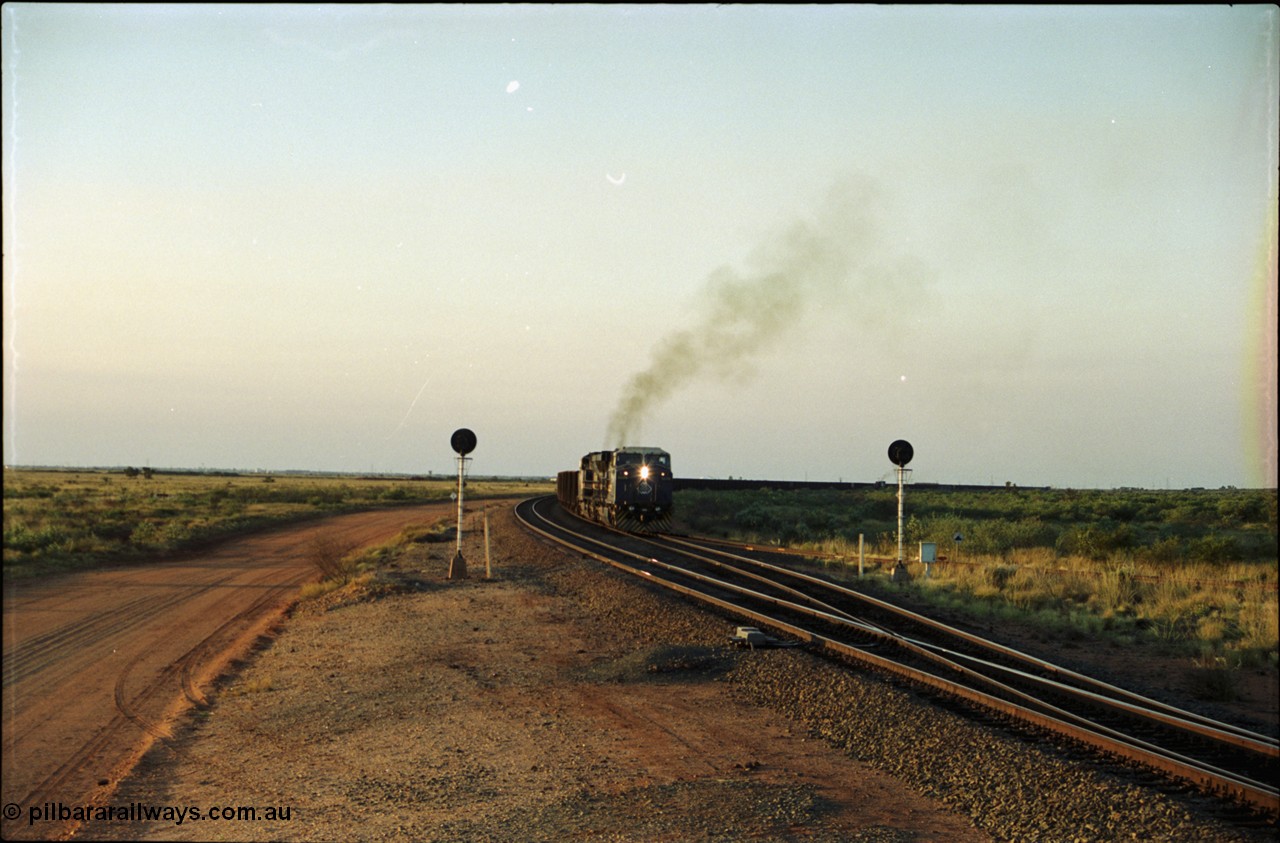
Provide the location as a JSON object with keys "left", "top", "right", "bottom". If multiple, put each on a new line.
{"left": 557, "top": 447, "right": 674, "bottom": 532}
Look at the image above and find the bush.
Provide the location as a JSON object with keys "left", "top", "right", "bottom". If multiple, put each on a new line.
{"left": 1140, "top": 537, "right": 1184, "bottom": 563}
{"left": 1186, "top": 535, "right": 1243, "bottom": 564}
{"left": 1056, "top": 524, "right": 1134, "bottom": 560}
{"left": 982, "top": 564, "right": 1019, "bottom": 591}
{"left": 309, "top": 535, "right": 360, "bottom": 582}
{"left": 129, "top": 521, "right": 162, "bottom": 547}
{"left": 4, "top": 523, "right": 62, "bottom": 554}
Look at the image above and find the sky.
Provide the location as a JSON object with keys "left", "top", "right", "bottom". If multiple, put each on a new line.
{"left": 3, "top": 4, "right": 1277, "bottom": 489}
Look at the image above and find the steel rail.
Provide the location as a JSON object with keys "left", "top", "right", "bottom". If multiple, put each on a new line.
{"left": 657, "top": 534, "right": 1279, "bottom": 756}
{"left": 515, "top": 496, "right": 1279, "bottom": 816}
{"left": 557, "top": 506, "right": 1274, "bottom": 760}
{"left": 586, "top": 517, "right": 1279, "bottom": 791}
{"left": 652, "top": 537, "right": 1270, "bottom": 760}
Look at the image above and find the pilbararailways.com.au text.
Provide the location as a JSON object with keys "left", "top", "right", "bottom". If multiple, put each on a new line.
{"left": 13, "top": 801, "right": 293, "bottom": 826}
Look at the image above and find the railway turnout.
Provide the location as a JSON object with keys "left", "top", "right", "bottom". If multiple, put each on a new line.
{"left": 515, "top": 495, "right": 1279, "bottom": 820}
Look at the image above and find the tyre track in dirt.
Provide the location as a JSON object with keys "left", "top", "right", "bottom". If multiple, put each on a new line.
{"left": 1, "top": 504, "right": 454, "bottom": 841}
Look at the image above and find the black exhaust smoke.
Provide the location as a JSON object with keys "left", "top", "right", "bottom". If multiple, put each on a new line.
{"left": 606, "top": 176, "right": 931, "bottom": 447}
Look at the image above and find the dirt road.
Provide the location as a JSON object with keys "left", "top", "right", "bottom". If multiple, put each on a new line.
{"left": 1, "top": 504, "right": 454, "bottom": 841}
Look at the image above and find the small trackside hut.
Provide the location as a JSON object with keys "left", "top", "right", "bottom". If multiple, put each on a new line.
{"left": 557, "top": 446, "right": 674, "bottom": 532}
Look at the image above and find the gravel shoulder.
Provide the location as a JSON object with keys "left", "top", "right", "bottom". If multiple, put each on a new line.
{"left": 79, "top": 502, "right": 1271, "bottom": 842}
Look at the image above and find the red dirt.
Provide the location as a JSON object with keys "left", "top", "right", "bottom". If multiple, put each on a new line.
{"left": 1, "top": 504, "right": 452, "bottom": 841}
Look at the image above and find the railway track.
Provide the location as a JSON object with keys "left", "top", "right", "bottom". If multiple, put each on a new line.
{"left": 515, "top": 495, "right": 1279, "bottom": 820}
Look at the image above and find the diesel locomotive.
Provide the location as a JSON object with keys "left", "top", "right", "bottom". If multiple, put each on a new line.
{"left": 557, "top": 447, "right": 674, "bottom": 532}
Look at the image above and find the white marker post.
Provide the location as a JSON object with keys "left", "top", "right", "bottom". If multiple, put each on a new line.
{"left": 483, "top": 509, "right": 492, "bottom": 579}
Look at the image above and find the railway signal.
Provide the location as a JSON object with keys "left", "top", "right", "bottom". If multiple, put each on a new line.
{"left": 888, "top": 440, "right": 913, "bottom": 582}
{"left": 450, "top": 428, "right": 477, "bottom": 456}
{"left": 449, "top": 428, "right": 476, "bottom": 580}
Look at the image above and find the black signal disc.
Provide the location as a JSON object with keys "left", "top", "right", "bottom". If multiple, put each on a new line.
{"left": 888, "top": 439, "right": 913, "bottom": 467}
{"left": 451, "top": 428, "right": 477, "bottom": 455}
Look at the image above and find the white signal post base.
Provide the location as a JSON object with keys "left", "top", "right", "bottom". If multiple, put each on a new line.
{"left": 448, "top": 550, "right": 467, "bottom": 580}
{"left": 448, "top": 454, "right": 471, "bottom": 580}
{"left": 891, "top": 465, "right": 912, "bottom": 583}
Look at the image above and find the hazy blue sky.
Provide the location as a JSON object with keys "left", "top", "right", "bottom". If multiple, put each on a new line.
{"left": 4, "top": 4, "right": 1277, "bottom": 488}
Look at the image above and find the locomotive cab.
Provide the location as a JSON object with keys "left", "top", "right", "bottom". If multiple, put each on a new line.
{"left": 569, "top": 446, "right": 674, "bottom": 532}
{"left": 612, "top": 448, "right": 673, "bottom": 530}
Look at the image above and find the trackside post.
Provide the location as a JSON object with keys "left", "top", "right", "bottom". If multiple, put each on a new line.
{"left": 449, "top": 428, "right": 476, "bottom": 580}
{"left": 888, "top": 440, "right": 913, "bottom": 584}
{"left": 484, "top": 509, "right": 492, "bottom": 579}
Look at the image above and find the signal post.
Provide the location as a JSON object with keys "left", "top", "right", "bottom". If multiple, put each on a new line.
{"left": 448, "top": 428, "right": 476, "bottom": 580}
{"left": 888, "top": 439, "right": 913, "bottom": 583}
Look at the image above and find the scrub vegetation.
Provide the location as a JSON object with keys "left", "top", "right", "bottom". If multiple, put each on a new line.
{"left": 674, "top": 486, "right": 1279, "bottom": 686}
{"left": 298, "top": 518, "right": 459, "bottom": 601}
{"left": 2, "top": 468, "right": 551, "bottom": 580}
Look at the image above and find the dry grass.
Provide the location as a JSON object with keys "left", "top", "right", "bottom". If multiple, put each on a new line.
{"left": 309, "top": 534, "right": 361, "bottom": 581}
{"left": 3, "top": 468, "right": 551, "bottom": 579}
{"left": 226, "top": 674, "right": 277, "bottom": 697}
{"left": 890, "top": 553, "right": 1279, "bottom": 671}
{"left": 300, "top": 532, "right": 386, "bottom": 603}
{"left": 677, "top": 485, "right": 1277, "bottom": 696}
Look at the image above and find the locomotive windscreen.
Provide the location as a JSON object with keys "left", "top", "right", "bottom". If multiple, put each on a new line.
{"left": 617, "top": 451, "right": 670, "bottom": 468}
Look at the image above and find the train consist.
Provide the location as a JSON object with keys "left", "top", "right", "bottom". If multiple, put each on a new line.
{"left": 557, "top": 447, "right": 674, "bottom": 532}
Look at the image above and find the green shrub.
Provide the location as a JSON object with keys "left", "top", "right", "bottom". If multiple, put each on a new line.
{"left": 6, "top": 523, "right": 71, "bottom": 553}
{"left": 129, "top": 521, "right": 162, "bottom": 547}
{"left": 1186, "top": 534, "right": 1243, "bottom": 563}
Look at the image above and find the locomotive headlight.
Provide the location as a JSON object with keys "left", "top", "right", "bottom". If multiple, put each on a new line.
{"left": 639, "top": 465, "right": 650, "bottom": 480}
